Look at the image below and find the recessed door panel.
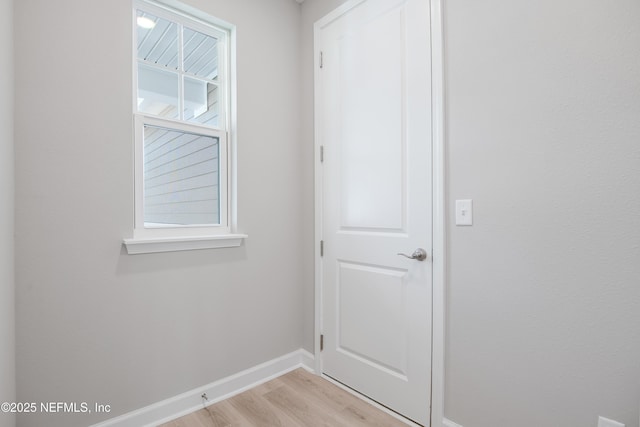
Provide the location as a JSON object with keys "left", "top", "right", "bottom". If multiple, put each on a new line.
{"left": 338, "top": 7, "right": 405, "bottom": 231}
{"left": 337, "top": 261, "right": 408, "bottom": 376}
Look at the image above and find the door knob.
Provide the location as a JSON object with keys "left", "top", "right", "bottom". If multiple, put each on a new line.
{"left": 397, "top": 248, "right": 427, "bottom": 261}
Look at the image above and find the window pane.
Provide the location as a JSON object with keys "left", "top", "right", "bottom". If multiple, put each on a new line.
{"left": 136, "top": 10, "right": 179, "bottom": 70}
{"left": 137, "top": 63, "right": 179, "bottom": 119}
{"left": 183, "top": 28, "right": 219, "bottom": 80}
{"left": 143, "top": 125, "right": 220, "bottom": 226}
{"left": 184, "top": 77, "right": 219, "bottom": 127}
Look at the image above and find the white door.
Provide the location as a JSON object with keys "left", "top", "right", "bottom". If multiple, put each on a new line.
{"left": 316, "top": 0, "right": 432, "bottom": 425}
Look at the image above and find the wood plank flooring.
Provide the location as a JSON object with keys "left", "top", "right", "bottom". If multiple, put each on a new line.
{"left": 157, "top": 368, "right": 410, "bottom": 427}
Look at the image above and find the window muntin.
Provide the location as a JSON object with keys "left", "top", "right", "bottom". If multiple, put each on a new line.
{"left": 133, "top": 1, "right": 230, "bottom": 239}
{"left": 135, "top": 8, "right": 224, "bottom": 126}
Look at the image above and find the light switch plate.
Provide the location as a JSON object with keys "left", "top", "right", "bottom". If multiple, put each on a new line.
{"left": 455, "top": 199, "right": 473, "bottom": 226}
{"left": 598, "top": 416, "right": 625, "bottom": 427}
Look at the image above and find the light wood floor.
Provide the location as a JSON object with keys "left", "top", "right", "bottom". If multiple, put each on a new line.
{"left": 157, "top": 368, "right": 410, "bottom": 427}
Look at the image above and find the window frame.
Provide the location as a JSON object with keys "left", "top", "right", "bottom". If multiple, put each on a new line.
{"left": 125, "top": 0, "right": 244, "bottom": 254}
{"left": 133, "top": 115, "right": 229, "bottom": 239}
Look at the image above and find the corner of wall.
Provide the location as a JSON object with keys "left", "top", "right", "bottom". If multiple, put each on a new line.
{"left": 443, "top": 418, "right": 464, "bottom": 427}
{"left": 0, "top": 0, "right": 16, "bottom": 426}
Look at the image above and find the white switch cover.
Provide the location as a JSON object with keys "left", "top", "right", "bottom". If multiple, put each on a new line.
{"left": 455, "top": 199, "right": 473, "bottom": 226}
{"left": 598, "top": 416, "right": 625, "bottom": 427}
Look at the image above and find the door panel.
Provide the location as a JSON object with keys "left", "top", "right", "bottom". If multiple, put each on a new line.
{"left": 318, "top": 0, "right": 432, "bottom": 424}
{"left": 337, "top": 261, "right": 409, "bottom": 376}
{"left": 338, "top": 5, "right": 405, "bottom": 231}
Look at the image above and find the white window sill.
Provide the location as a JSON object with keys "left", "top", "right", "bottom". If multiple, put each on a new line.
{"left": 123, "top": 234, "right": 247, "bottom": 255}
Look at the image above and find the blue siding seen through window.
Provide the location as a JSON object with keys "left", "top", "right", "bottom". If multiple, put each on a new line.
{"left": 143, "top": 125, "right": 220, "bottom": 226}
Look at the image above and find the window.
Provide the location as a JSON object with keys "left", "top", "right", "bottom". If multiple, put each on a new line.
{"left": 124, "top": 1, "right": 244, "bottom": 254}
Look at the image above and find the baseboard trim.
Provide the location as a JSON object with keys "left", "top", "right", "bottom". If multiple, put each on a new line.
{"left": 300, "top": 348, "right": 315, "bottom": 372}
{"left": 90, "top": 349, "right": 315, "bottom": 427}
{"left": 443, "top": 418, "right": 464, "bottom": 427}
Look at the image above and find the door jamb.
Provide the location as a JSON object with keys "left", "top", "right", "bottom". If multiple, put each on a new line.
{"left": 429, "top": 0, "right": 446, "bottom": 425}
{"left": 312, "top": 0, "right": 446, "bottom": 426}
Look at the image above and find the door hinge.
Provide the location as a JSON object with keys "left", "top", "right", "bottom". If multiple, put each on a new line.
{"left": 320, "top": 145, "right": 324, "bottom": 163}
{"left": 320, "top": 240, "right": 324, "bottom": 257}
{"left": 320, "top": 334, "right": 324, "bottom": 351}
{"left": 320, "top": 51, "right": 323, "bottom": 69}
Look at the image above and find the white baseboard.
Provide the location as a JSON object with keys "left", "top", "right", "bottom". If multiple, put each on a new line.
{"left": 300, "top": 347, "right": 315, "bottom": 372}
{"left": 443, "top": 418, "right": 464, "bottom": 427}
{"left": 90, "top": 349, "right": 315, "bottom": 427}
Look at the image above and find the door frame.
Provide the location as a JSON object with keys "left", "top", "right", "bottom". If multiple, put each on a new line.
{"left": 312, "top": 0, "right": 446, "bottom": 425}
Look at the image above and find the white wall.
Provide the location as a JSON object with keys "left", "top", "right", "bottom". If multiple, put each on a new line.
{"left": 444, "top": 0, "right": 640, "bottom": 426}
{"left": 14, "top": 0, "right": 303, "bottom": 426}
{"left": 0, "top": 0, "right": 15, "bottom": 426}
{"left": 302, "top": 0, "right": 640, "bottom": 426}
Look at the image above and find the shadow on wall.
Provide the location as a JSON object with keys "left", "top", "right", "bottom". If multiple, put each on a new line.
{"left": 116, "top": 244, "right": 248, "bottom": 276}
